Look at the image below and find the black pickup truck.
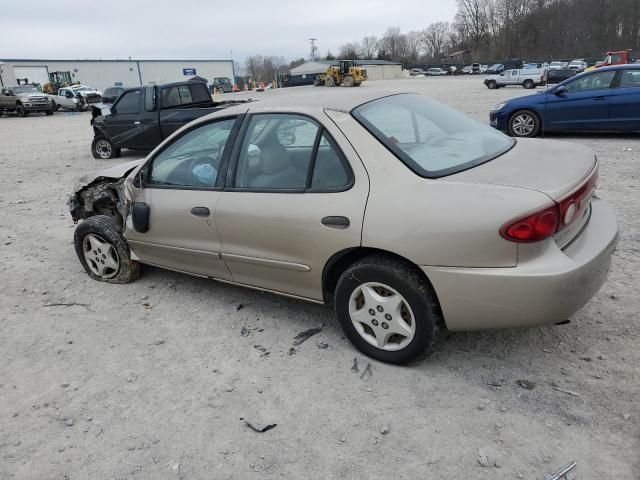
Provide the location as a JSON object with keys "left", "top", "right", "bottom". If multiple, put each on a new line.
{"left": 90, "top": 80, "right": 246, "bottom": 159}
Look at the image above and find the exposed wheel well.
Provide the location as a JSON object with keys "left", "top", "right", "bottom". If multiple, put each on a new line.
{"left": 322, "top": 247, "right": 446, "bottom": 328}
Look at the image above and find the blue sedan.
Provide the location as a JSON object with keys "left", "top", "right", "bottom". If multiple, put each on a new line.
{"left": 490, "top": 65, "right": 640, "bottom": 137}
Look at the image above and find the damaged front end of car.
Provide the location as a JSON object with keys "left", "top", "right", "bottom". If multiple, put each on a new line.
{"left": 69, "top": 159, "right": 144, "bottom": 225}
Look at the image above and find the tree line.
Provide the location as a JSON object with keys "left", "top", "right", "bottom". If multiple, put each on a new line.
{"left": 243, "top": 0, "right": 640, "bottom": 80}
{"left": 331, "top": 0, "right": 640, "bottom": 64}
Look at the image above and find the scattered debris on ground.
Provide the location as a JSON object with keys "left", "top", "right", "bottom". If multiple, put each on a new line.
{"left": 292, "top": 328, "right": 322, "bottom": 346}
{"left": 242, "top": 418, "right": 277, "bottom": 433}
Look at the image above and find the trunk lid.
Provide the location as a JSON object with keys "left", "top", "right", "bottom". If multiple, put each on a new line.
{"left": 452, "top": 138, "right": 596, "bottom": 199}
{"left": 452, "top": 138, "right": 598, "bottom": 248}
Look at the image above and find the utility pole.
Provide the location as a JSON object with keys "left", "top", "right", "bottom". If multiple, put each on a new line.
{"left": 309, "top": 38, "right": 318, "bottom": 61}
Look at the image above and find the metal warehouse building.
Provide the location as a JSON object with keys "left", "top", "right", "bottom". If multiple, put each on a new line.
{"left": 0, "top": 59, "right": 234, "bottom": 91}
{"left": 289, "top": 59, "right": 403, "bottom": 82}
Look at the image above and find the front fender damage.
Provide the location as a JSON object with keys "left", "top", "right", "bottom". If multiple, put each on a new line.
{"left": 69, "top": 177, "right": 129, "bottom": 226}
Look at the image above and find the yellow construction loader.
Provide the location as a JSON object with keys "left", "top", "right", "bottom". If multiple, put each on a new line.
{"left": 314, "top": 60, "right": 367, "bottom": 87}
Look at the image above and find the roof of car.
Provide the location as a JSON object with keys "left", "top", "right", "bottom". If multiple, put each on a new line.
{"left": 595, "top": 64, "right": 640, "bottom": 71}
{"left": 244, "top": 88, "right": 413, "bottom": 113}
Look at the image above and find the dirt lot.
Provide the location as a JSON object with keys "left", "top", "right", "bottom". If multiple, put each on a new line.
{"left": 0, "top": 76, "right": 638, "bottom": 479}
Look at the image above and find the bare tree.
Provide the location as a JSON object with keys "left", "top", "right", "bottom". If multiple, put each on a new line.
{"left": 338, "top": 42, "right": 360, "bottom": 59}
{"left": 403, "top": 31, "right": 424, "bottom": 63}
{"left": 423, "top": 22, "right": 452, "bottom": 60}
{"left": 359, "top": 35, "right": 379, "bottom": 59}
{"left": 245, "top": 55, "right": 287, "bottom": 83}
{"left": 380, "top": 27, "right": 406, "bottom": 61}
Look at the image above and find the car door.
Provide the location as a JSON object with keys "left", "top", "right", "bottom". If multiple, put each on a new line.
{"left": 104, "top": 89, "right": 148, "bottom": 148}
{"left": 544, "top": 70, "right": 617, "bottom": 131}
{"left": 214, "top": 111, "right": 369, "bottom": 301}
{"left": 124, "top": 115, "right": 243, "bottom": 280}
{"left": 506, "top": 70, "right": 519, "bottom": 85}
{"left": 58, "top": 89, "right": 75, "bottom": 109}
{"left": 608, "top": 69, "right": 640, "bottom": 131}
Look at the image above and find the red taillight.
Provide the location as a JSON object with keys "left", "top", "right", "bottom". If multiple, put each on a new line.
{"left": 500, "top": 204, "right": 560, "bottom": 242}
{"left": 500, "top": 166, "right": 598, "bottom": 243}
{"left": 557, "top": 167, "right": 599, "bottom": 230}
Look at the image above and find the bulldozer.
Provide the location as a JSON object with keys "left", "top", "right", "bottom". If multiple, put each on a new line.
{"left": 42, "top": 71, "right": 74, "bottom": 94}
{"left": 314, "top": 60, "right": 367, "bottom": 87}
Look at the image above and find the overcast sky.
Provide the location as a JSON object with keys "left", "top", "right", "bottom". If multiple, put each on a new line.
{"left": 1, "top": 0, "right": 457, "bottom": 63}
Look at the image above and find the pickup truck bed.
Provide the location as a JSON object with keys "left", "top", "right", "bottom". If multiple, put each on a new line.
{"left": 90, "top": 81, "right": 249, "bottom": 159}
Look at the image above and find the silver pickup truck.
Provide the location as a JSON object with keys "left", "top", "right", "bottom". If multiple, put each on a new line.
{"left": 484, "top": 68, "right": 546, "bottom": 89}
{"left": 0, "top": 84, "right": 54, "bottom": 117}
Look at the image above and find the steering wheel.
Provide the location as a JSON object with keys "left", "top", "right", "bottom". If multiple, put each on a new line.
{"left": 188, "top": 156, "right": 218, "bottom": 186}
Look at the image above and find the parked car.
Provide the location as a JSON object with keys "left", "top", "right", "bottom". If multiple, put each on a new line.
{"left": 546, "top": 68, "right": 577, "bottom": 84}
{"left": 70, "top": 85, "right": 102, "bottom": 105}
{"left": 484, "top": 68, "right": 546, "bottom": 89}
{"left": 89, "top": 80, "right": 248, "bottom": 159}
{"left": 461, "top": 66, "right": 474, "bottom": 74}
{"left": 568, "top": 59, "right": 588, "bottom": 72}
{"left": 0, "top": 84, "right": 54, "bottom": 117}
{"left": 49, "top": 87, "right": 91, "bottom": 111}
{"left": 486, "top": 60, "right": 523, "bottom": 75}
{"left": 489, "top": 65, "right": 640, "bottom": 137}
{"left": 486, "top": 63, "right": 505, "bottom": 74}
{"left": 549, "top": 61, "right": 569, "bottom": 70}
{"left": 69, "top": 90, "right": 617, "bottom": 364}
{"left": 211, "top": 77, "right": 233, "bottom": 93}
{"left": 410, "top": 68, "right": 427, "bottom": 76}
{"left": 427, "top": 68, "right": 448, "bottom": 76}
{"left": 101, "top": 87, "right": 126, "bottom": 104}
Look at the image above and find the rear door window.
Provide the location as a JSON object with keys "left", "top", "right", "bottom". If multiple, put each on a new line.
{"left": 565, "top": 71, "right": 616, "bottom": 93}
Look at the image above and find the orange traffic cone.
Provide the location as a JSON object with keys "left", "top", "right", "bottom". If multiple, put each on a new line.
{"left": 257, "top": 82, "right": 265, "bottom": 91}
{"left": 232, "top": 84, "right": 239, "bottom": 92}
{"left": 243, "top": 83, "right": 248, "bottom": 91}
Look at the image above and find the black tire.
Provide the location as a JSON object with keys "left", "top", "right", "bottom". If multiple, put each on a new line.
{"left": 0, "top": 107, "right": 3, "bottom": 117}
{"left": 313, "top": 77, "right": 323, "bottom": 87}
{"left": 508, "top": 109, "right": 541, "bottom": 137}
{"left": 51, "top": 101, "right": 59, "bottom": 112}
{"left": 486, "top": 80, "right": 497, "bottom": 89}
{"left": 523, "top": 79, "right": 535, "bottom": 89}
{"left": 16, "top": 104, "right": 28, "bottom": 117}
{"left": 324, "top": 76, "right": 335, "bottom": 87}
{"left": 91, "top": 136, "right": 121, "bottom": 159}
{"left": 46, "top": 109, "right": 53, "bottom": 116}
{"left": 76, "top": 102, "right": 84, "bottom": 112}
{"left": 334, "top": 255, "right": 442, "bottom": 364}
{"left": 74, "top": 215, "right": 140, "bottom": 284}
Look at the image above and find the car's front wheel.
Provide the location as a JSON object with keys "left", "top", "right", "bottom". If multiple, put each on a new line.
{"left": 91, "top": 136, "right": 121, "bottom": 159}
{"left": 334, "top": 255, "right": 441, "bottom": 364}
{"left": 508, "top": 109, "right": 541, "bottom": 137}
{"left": 74, "top": 215, "right": 140, "bottom": 284}
{"left": 16, "top": 104, "right": 28, "bottom": 117}
{"left": 486, "top": 80, "right": 497, "bottom": 89}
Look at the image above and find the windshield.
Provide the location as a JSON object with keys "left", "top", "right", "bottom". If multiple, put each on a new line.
{"left": 13, "top": 86, "right": 40, "bottom": 94}
{"left": 488, "top": 64, "right": 502, "bottom": 70}
{"left": 352, "top": 94, "right": 514, "bottom": 178}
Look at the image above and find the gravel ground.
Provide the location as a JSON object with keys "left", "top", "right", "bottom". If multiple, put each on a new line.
{"left": 0, "top": 76, "right": 638, "bottom": 479}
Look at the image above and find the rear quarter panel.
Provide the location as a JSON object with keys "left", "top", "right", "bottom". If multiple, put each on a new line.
{"left": 327, "top": 111, "right": 553, "bottom": 268}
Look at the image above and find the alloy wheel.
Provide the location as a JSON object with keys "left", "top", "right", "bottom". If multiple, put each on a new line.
{"left": 82, "top": 233, "right": 120, "bottom": 279}
{"left": 348, "top": 282, "right": 416, "bottom": 351}
{"left": 511, "top": 113, "right": 536, "bottom": 136}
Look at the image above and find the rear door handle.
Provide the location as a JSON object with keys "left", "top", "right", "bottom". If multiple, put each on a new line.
{"left": 321, "top": 216, "right": 350, "bottom": 228}
{"left": 134, "top": 121, "right": 141, "bottom": 125}
{"left": 190, "top": 206, "right": 210, "bottom": 217}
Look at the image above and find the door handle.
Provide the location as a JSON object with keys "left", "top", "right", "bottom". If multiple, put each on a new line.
{"left": 134, "top": 121, "right": 141, "bottom": 125}
{"left": 190, "top": 206, "right": 210, "bottom": 217}
{"left": 321, "top": 216, "right": 350, "bottom": 228}
{"left": 592, "top": 96, "right": 607, "bottom": 101}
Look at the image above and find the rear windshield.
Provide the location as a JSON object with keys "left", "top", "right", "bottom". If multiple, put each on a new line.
{"left": 352, "top": 94, "right": 514, "bottom": 178}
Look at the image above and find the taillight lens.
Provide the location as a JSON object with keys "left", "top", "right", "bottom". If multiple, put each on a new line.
{"left": 500, "top": 204, "right": 560, "bottom": 242}
{"left": 500, "top": 165, "right": 598, "bottom": 243}
{"left": 557, "top": 167, "right": 599, "bottom": 231}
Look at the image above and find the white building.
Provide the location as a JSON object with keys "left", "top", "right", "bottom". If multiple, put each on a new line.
{"left": 290, "top": 59, "right": 403, "bottom": 81}
{"left": 0, "top": 59, "right": 234, "bottom": 91}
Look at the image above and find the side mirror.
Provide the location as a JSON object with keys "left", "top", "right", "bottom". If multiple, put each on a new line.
{"left": 554, "top": 86, "right": 568, "bottom": 95}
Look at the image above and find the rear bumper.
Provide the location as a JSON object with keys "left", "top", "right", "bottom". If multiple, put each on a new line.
{"left": 422, "top": 198, "right": 618, "bottom": 331}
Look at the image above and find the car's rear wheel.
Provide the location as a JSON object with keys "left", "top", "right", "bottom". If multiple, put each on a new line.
{"left": 74, "top": 215, "right": 140, "bottom": 284}
{"left": 486, "top": 80, "right": 497, "bottom": 89}
{"left": 508, "top": 109, "right": 541, "bottom": 137}
{"left": 523, "top": 79, "right": 535, "bottom": 89}
{"left": 91, "top": 136, "right": 121, "bottom": 159}
{"left": 334, "top": 255, "right": 441, "bottom": 364}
